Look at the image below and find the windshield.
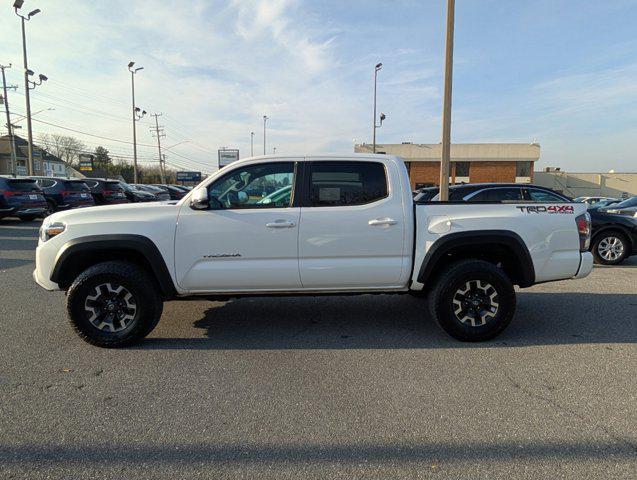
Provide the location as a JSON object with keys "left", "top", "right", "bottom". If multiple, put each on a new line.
{"left": 611, "top": 196, "right": 637, "bottom": 208}
{"left": 119, "top": 183, "right": 137, "bottom": 192}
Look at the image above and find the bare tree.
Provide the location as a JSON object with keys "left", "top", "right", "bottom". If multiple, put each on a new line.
{"left": 39, "top": 134, "right": 87, "bottom": 168}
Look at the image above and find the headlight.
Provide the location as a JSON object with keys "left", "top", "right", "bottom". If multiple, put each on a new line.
{"left": 40, "top": 222, "right": 66, "bottom": 242}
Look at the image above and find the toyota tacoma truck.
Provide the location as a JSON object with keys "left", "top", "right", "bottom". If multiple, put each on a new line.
{"left": 33, "top": 154, "right": 593, "bottom": 347}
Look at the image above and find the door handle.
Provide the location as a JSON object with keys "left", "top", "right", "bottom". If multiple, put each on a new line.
{"left": 368, "top": 217, "right": 397, "bottom": 226}
{"left": 266, "top": 220, "right": 296, "bottom": 228}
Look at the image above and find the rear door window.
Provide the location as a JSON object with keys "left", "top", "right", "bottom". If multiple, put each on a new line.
{"left": 307, "top": 161, "right": 388, "bottom": 207}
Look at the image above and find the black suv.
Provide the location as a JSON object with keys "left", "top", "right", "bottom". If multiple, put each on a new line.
{"left": 32, "top": 177, "right": 94, "bottom": 214}
{"left": 132, "top": 184, "right": 171, "bottom": 201}
{"left": 588, "top": 196, "right": 637, "bottom": 265}
{"left": 414, "top": 183, "right": 571, "bottom": 202}
{"left": 0, "top": 176, "right": 47, "bottom": 221}
{"left": 83, "top": 179, "right": 130, "bottom": 205}
{"left": 120, "top": 182, "right": 157, "bottom": 203}
{"left": 151, "top": 184, "right": 187, "bottom": 200}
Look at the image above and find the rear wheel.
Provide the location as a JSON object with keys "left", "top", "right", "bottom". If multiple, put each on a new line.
{"left": 592, "top": 231, "right": 628, "bottom": 265}
{"left": 66, "top": 261, "right": 163, "bottom": 347}
{"left": 428, "top": 259, "right": 516, "bottom": 342}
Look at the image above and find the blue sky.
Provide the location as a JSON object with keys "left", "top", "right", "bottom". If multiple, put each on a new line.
{"left": 1, "top": 0, "right": 636, "bottom": 172}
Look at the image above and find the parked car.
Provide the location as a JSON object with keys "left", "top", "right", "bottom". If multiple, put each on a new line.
{"left": 151, "top": 184, "right": 187, "bottom": 200}
{"left": 120, "top": 183, "right": 157, "bottom": 203}
{"left": 588, "top": 196, "right": 637, "bottom": 265}
{"left": 0, "top": 176, "right": 47, "bottom": 221}
{"left": 574, "top": 196, "right": 619, "bottom": 206}
{"left": 414, "top": 183, "right": 571, "bottom": 203}
{"left": 35, "top": 154, "right": 593, "bottom": 347}
{"left": 132, "top": 184, "right": 171, "bottom": 201}
{"left": 83, "top": 179, "right": 129, "bottom": 205}
{"left": 172, "top": 185, "right": 192, "bottom": 192}
{"left": 31, "top": 177, "right": 94, "bottom": 214}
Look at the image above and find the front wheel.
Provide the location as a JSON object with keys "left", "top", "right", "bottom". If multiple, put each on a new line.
{"left": 66, "top": 261, "right": 163, "bottom": 347}
{"left": 592, "top": 232, "right": 628, "bottom": 265}
{"left": 428, "top": 259, "right": 516, "bottom": 342}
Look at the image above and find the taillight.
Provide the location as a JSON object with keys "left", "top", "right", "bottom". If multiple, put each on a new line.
{"left": 102, "top": 189, "right": 114, "bottom": 195}
{"left": 575, "top": 212, "right": 591, "bottom": 251}
{"left": 0, "top": 190, "right": 19, "bottom": 198}
{"left": 61, "top": 191, "right": 74, "bottom": 197}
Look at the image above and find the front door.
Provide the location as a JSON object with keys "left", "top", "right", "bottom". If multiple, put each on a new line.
{"left": 175, "top": 161, "right": 301, "bottom": 293}
{"left": 298, "top": 160, "right": 407, "bottom": 289}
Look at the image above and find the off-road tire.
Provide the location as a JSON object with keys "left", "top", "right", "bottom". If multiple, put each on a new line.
{"left": 428, "top": 259, "right": 516, "bottom": 342}
{"left": 591, "top": 231, "right": 629, "bottom": 265}
{"left": 66, "top": 261, "right": 163, "bottom": 347}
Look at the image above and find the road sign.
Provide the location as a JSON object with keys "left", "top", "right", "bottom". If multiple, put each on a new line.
{"left": 218, "top": 148, "right": 239, "bottom": 168}
{"left": 176, "top": 171, "right": 202, "bottom": 182}
{"left": 78, "top": 154, "right": 94, "bottom": 172}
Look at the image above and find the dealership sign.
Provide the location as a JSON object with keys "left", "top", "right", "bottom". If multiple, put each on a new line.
{"left": 218, "top": 148, "right": 239, "bottom": 168}
{"left": 176, "top": 171, "right": 202, "bottom": 182}
{"left": 78, "top": 154, "right": 94, "bottom": 172}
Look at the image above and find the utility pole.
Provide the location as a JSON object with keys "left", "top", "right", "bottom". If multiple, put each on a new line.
{"left": 0, "top": 63, "right": 18, "bottom": 176}
{"left": 263, "top": 115, "right": 268, "bottom": 155}
{"left": 150, "top": 113, "right": 166, "bottom": 183}
{"left": 250, "top": 131, "right": 254, "bottom": 156}
{"left": 439, "top": 0, "right": 455, "bottom": 201}
{"left": 15, "top": 2, "right": 42, "bottom": 176}
{"left": 128, "top": 61, "right": 145, "bottom": 183}
{"left": 372, "top": 62, "right": 382, "bottom": 153}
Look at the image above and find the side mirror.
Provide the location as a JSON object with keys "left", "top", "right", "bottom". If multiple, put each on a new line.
{"left": 189, "top": 188, "right": 210, "bottom": 210}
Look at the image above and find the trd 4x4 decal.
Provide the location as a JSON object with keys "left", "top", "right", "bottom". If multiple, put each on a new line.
{"left": 516, "top": 205, "right": 574, "bottom": 214}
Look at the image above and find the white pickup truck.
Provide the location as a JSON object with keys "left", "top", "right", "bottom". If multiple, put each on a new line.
{"left": 34, "top": 154, "right": 593, "bottom": 347}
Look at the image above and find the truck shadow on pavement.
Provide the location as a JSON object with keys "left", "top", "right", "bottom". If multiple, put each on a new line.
{"left": 1, "top": 439, "right": 635, "bottom": 469}
{"left": 141, "top": 292, "right": 637, "bottom": 350}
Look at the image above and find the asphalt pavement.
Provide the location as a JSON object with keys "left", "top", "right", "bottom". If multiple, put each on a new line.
{"left": 0, "top": 218, "right": 635, "bottom": 479}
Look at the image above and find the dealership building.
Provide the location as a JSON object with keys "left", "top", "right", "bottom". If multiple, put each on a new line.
{"left": 355, "top": 142, "right": 540, "bottom": 189}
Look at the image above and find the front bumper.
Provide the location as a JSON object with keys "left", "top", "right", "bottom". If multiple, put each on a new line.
{"left": 33, "top": 239, "right": 62, "bottom": 291}
{"left": 574, "top": 251, "right": 594, "bottom": 279}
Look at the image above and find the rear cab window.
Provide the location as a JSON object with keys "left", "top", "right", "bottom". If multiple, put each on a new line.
{"left": 306, "top": 161, "right": 388, "bottom": 207}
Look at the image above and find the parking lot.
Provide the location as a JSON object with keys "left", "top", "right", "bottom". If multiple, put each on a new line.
{"left": 1, "top": 217, "right": 635, "bottom": 479}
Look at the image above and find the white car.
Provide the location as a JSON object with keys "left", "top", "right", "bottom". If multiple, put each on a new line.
{"left": 34, "top": 154, "right": 593, "bottom": 347}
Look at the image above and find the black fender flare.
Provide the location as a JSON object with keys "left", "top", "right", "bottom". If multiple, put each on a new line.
{"left": 50, "top": 234, "right": 177, "bottom": 298}
{"left": 416, "top": 230, "right": 536, "bottom": 287}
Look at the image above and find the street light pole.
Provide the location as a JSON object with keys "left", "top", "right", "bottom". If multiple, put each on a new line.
{"left": 1, "top": 63, "right": 19, "bottom": 176}
{"left": 263, "top": 115, "right": 268, "bottom": 155}
{"left": 372, "top": 62, "right": 382, "bottom": 153}
{"left": 14, "top": 1, "right": 41, "bottom": 176}
{"left": 128, "top": 61, "right": 144, "bottom": 183}
{"left": 439, "top": 0, "right": 455, "bottom": 201}
{"left": 250, "top": 131, "right": 254, "bottom": 157}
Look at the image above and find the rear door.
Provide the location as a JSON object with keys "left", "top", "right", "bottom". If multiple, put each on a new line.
{"left": 298, "top": 159, "right": 407, "bottom": 289}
